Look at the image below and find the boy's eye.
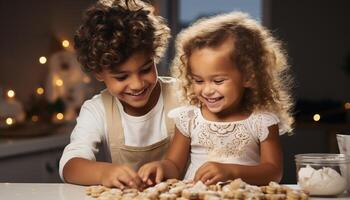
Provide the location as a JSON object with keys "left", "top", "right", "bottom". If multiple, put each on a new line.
{"left": 140, "top": 66, "right": 152, "bottom": 74}
{"left": 114, "top": 75, "right": 128, "bottom": 81}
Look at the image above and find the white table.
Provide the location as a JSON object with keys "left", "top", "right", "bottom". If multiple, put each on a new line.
{"left": 0, "top": 183, "right": 349, "bottom": 200}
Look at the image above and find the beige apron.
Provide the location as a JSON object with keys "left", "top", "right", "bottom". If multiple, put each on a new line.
{"left": 101, "top": 77, "right": 180, "bottom": 171}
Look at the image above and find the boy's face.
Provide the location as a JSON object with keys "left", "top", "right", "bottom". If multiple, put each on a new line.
{"left": 189, "top": 38, "right": 250, "bottom": 117}
{"left": 95, "top": 52, "right": 159, "bottom": 115}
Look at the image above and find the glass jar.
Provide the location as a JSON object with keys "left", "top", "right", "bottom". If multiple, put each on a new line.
{"left": 295, "top": 153, "right": 350, "bottom": 196}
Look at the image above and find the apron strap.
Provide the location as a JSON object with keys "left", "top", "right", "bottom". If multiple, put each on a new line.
{"left": 160, "top": 76, "right": 180, "bottom": 137}
{"left": 101, "top": 89, "right": 124, "bottom": 163}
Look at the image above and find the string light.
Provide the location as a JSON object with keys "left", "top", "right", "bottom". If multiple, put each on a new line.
{"left": 62, "top": 40, "right": 70, "bottom": 48}
{"left": 31, "top": 115, "right": 39, "bottom": 122}
{"left": 56, "top": 113, "right": 64, "bottom": 120}
{"left": 36, "top": 87, "right": 44, "bottom": 95}
{"left": 39, "top": 56, "right": 47, "bottom": 64}
{"left": 7, "top": 90, "right": 15, "bottom": 98}
{"left": 55, "top": 79, "right": 63, "bottom": 87}
{"left": 6, "top": 117, "right": 14, "bottom": 125}
{"left": 313, "top": 114, "right": 321, "bottom": 122}
{"left": 345, "top": 102, "right": 350, "bottom": 110}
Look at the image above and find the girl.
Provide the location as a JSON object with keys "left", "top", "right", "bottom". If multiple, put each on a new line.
{"left": 139, "top": 11, "right": 294, "bottom": 186}
{"left": 59, "top": 0, "right": 180, "bottom": 189}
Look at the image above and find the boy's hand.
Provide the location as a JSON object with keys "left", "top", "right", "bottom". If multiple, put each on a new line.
{"left": 100, "top": 164, "right": 142, "bottom": 189}
{"left": 138, "top": 161, "right": 165, "bottom": 186}
{"left": 194, "top": 162, "right": 232, "bottom": 185}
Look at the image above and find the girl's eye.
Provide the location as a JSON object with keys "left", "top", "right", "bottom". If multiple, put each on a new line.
{"left": 213, "top": 80, "right": 224, "bottom": 84}
{"left": 193, "top": 79, "right": 203, "bottom": 84}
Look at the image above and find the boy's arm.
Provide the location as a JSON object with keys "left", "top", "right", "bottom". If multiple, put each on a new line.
{"left": 63, "top": 158, "right": 110, "bottom": 185}
{"left": 195, "top": 124, "right": 283, "bottom": 185}
{"left": 63, "top": 158, "right": 142, "bottom": 188}
{"left": 161, "top": 127, "right": 191, "bottom": 179}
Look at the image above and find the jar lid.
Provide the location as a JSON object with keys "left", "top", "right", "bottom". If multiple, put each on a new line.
{"left": 295, "top": 153, "right": 350, "bottom": 164}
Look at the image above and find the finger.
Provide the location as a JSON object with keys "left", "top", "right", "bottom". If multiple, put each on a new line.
{"left": 142, "top": 166, "right": 155, "bottom": 183}
{"left": 155, "top": 167, "right": 164, "bottom": 183}
{"left": 146, "top": 178, "right": 153, "bottom": 186}
{"left": 124, "top": 166, "right": 143, "bottom": 187}
{"left": 138, "top": 166, "right": 147, "bottom": 182}
{"left": 138, "top": 166, "right": 144, "bottom": 177}
{"left": 205, "top": 175, "right": 220, "bottom": 185}
{"left": 194, "top": 164, "right": 209, "bottom": 182}
{"left": 199, "top": 171, "right": 214, "bottom": 185}
{"left": 112, "top": 179, "right": 125, "bottom": 190}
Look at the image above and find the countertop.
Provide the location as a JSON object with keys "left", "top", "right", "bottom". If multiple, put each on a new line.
{"left": 0, "top": 183, "right": 349, "bottom": 200}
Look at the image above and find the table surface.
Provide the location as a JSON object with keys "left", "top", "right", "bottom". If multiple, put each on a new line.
{"left": 0, "top": 183, "right": 349, "bottom": 200}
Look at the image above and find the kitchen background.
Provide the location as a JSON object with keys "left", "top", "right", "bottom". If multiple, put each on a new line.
{"left": 0, "top": 0, "right": 349, "bottom": 184}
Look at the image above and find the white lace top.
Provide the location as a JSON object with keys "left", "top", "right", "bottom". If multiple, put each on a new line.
{"left": 168, "top": 105, "right": 285, "bottom": 180}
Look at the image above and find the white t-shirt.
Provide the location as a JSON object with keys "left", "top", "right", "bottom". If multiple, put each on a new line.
{"left": 59, "top": 90, "right": 167, "bottom": 180}
{"left": 168, "top": 105, "right": 284, "bottom": 180}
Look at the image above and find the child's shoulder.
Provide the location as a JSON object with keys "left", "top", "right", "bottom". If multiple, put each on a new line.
{"left": 250, "top": 111, "right": 287, "bottom": 135}
{"left": 249, "top": 111, "right": 280, "bottom": 127}
{"left": 167, "top": 105, "right": 198, "bottom": 119}
{"left": 250, "top": 111, "right": 279, "bottom": 121}
{"left": 158, "top": 76, "right": 177, "bottom": 84}
{"left": 80, "top": 92, "right": 104, "bottom": 111}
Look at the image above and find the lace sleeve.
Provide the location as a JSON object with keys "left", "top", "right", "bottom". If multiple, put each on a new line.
{"left": 257, "top": 112, "right": 281, "bottom": 141}
{"left": 168, "top": 106, "right": 195, "bottom": 137}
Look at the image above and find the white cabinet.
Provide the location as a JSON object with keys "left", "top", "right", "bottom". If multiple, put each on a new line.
{"left": 0, "top": 148, "right": 64, "bottom": 183}
{"left": 0, "top": 123, "right": 73, "bottom": 183}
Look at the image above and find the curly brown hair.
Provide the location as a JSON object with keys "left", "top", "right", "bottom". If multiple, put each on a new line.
{"left": 74, "top": 0, "right": 170, "bottom": 72}
{"left": 171, "top": 12, "right": 294, "bottom": 132}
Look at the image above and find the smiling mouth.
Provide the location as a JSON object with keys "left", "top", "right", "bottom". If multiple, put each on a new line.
{"left": 204, "top": 97, "right": 223, "bottom": 103}
{"left": 127, "top": 88, "right": 147, "bottom": 96}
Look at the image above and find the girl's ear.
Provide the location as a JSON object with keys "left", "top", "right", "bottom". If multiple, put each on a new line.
{"left": 243, "top": 74, "right": 254, "bottom": 88}
{"left": 94, "top": 71, "right": 104, "bottom": 82}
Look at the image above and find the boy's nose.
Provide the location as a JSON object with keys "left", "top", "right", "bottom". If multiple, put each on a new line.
{"left": 129, "top": 75, "right": 145, "bottom": 90}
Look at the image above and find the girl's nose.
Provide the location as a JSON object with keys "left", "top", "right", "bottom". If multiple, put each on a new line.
{"left": 202, "top": 83, "right": 215, "bottom": 95}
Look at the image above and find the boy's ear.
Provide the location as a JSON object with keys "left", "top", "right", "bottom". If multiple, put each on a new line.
{"left": 94, "top": 71, "right": 104, "bottom": 82}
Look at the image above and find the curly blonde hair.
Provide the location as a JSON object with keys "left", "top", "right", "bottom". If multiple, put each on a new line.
{"left": 171, "top": 12, "right": 294, "bottom": 132}
{"left": 75, "top": 0, "right": 170, "bottom": 72}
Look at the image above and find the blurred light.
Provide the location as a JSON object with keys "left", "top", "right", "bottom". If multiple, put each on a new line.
{"left": 6, "top": 117, "right": 14, "bottom": 125}
{"left": 36, "top": 87, "right": 44, "bottom": 95}
{"left": 345, "top": 102, "right": 350, "bottom": 110}
{"left": 39, "top": 56, "right": 47, "bottom": 64}
{"left": 31, "top": 115, "right": 39, "bottom": 122}
{"left": 55, "top": 79, "right": 63, "bottom": 87}
{"left": 56, "top": 113, "right": 64, "bottom": 120}
{"left": 313, "top": 114, "right": 321, "bottom": 122}
{"left": 62, "top": 40, "right": 70, "bottom": 48}
{"left": 7, "top": 90, "right": 15, "bottom": 98}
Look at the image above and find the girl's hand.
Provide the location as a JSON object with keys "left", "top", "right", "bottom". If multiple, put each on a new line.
{"left": 194, "top": 162, "right": 233, "bottom": 185}
{"left": 138, "top": 161, "right": 165, "bottom": 185}
{"left": 100, "top": 164, "right": 142, "bottom": 189}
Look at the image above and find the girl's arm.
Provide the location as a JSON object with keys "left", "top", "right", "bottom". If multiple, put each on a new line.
{"left": 163, "top": 127, "right": 191, "bottom": 179}
{"left": 139, "top": 127, "right": 191, "bottom": 183}
{"left": 194, "top": 124, "right": 283, "bottom": 185}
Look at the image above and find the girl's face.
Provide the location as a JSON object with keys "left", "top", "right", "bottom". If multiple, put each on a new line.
{"left": 95, "top": 52, "right": 159, "bottom": 116}
{"left": 189, "top": 39, "right": 250, "bottom": 118}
